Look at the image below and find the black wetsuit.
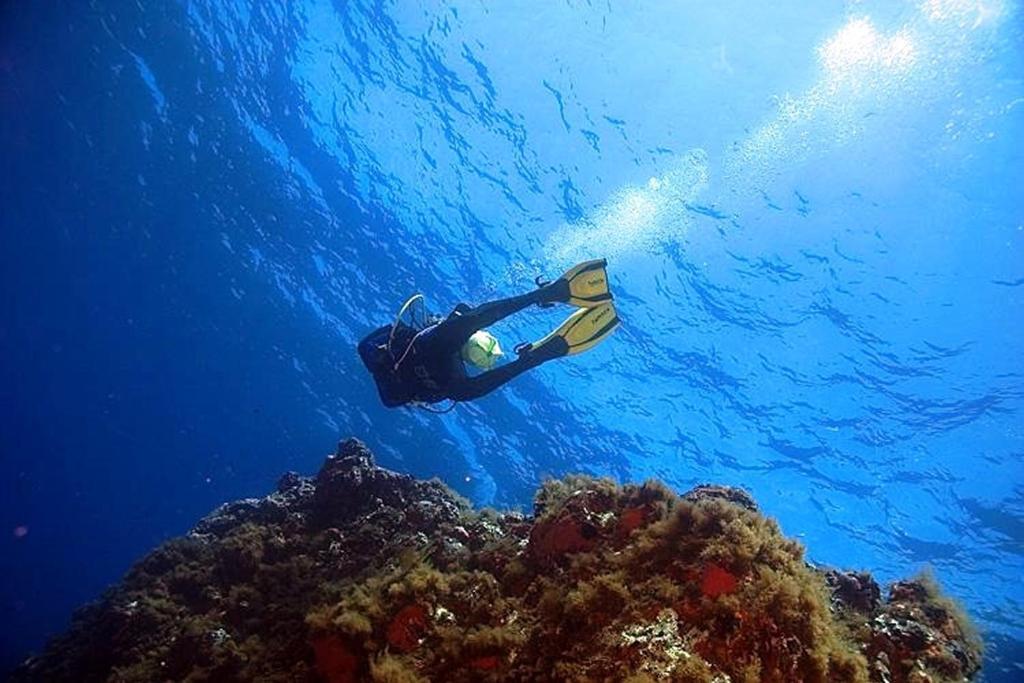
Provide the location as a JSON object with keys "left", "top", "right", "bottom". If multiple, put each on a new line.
{"left": 358, "top": 288, "right": 560, "bottom": 407}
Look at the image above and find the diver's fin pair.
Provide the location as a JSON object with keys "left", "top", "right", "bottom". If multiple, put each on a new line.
{"left": 519, "top": 300, "right": 620, "bottom": 360}
{"left": 545, "top": 258, "right": 612, "bottom": 308}
{"left": 522, "top": 258, "right": 619, "bottom": 359}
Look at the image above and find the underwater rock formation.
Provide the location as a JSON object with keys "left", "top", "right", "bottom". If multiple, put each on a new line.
{"left": 13, "top": 439, "right": 982, "bottom": 682}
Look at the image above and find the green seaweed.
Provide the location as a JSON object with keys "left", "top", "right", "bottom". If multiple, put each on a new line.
{"left": 369, "top": 655, "right": 428, "bottom": 683}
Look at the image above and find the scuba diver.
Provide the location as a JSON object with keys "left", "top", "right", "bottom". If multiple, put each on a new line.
{"left": 358, "top": 259, "right": 620, "bottom": 410}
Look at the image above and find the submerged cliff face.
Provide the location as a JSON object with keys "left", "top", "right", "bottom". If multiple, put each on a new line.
{"left": 14, "top": 439, "right": 981, "bottom": 683}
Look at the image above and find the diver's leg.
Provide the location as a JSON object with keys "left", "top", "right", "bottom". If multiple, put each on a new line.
{"left": 446, "top": 345, "right": 560, "bottom": 401}
{"left": 427, "top": 287, "right": 555, "bottom": 351}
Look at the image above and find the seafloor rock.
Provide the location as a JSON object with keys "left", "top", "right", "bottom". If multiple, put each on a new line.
{"left": 825, "top": 570, "right": 882, "bottom": 613}
{"left": 12, "top": 439, "right": 982, "bottom": 682}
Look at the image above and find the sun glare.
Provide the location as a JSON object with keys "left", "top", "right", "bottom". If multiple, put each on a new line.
{"left": 818, "top": 18, "right": 918, "bottom": 84}
{"left": 922, "top": 0, "right": 1005, "bottom": 27}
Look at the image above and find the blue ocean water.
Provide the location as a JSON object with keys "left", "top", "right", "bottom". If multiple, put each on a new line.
{"left": 1, "top": 0, "right": 1022, "bottom": 677}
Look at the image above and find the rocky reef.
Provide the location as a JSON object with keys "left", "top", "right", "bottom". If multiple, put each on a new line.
{"left": 14, "top": 439, "right": 982, "bottom": 682}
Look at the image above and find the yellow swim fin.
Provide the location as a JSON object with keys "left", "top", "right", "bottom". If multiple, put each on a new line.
{"left": 550, "top": 258, "right": 612, "bottom": 308}
{"left": 523, "top": 301, "right": 620, "bottom": 359}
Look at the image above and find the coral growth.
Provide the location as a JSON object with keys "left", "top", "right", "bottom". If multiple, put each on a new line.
{"left": 12, "top": 439, "right": 982, "bottom": 682}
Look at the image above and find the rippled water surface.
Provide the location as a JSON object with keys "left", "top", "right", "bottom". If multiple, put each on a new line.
{"left": 2, "top": 0, "right": 1022, "bottom": 676}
